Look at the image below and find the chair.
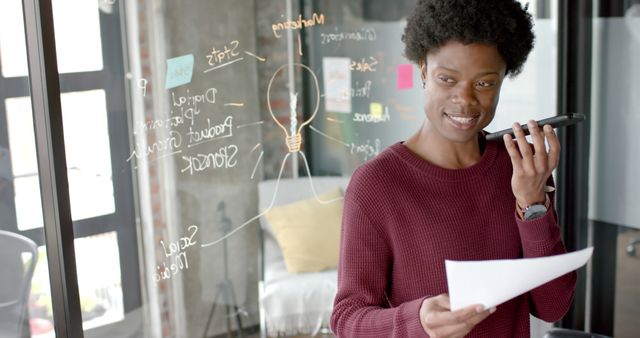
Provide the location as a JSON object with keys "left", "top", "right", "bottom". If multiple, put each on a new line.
{"left": 543, "top": 328, "right": 612, "bottom": 338}
{"left": 257, "top": 176, "right": 350, "bottom": 337}
{"left": 0, "top": 230, "right": 38, "bottom": 338}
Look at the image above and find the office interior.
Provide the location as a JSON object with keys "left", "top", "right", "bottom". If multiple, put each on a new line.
{"left": 0, "top": 0, "right": 638, "bottom": 337}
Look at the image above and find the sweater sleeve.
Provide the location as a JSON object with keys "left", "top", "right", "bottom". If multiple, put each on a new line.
{"left": 330, "top": 195, "right": 427, "bottom": 338}
{"left": 515, "top": 186, "right": 577, "bottom": 323}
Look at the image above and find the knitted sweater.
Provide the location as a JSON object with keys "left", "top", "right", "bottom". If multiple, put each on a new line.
{"left": 330, "top": 140, "right": 576, "bottom": 337}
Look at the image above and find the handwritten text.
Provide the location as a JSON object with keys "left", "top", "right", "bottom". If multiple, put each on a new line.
{"left": 350, "top": 57, "right": 378, "bottom": 72}
{"left": 342, "top": 80, "right": 372, "bottom": 99}
{"left": 127, "top": 130, "right": 182, "bottom": 162}
{"left": 206, "top": 40, "right": 240, "bottom": 66}
{"left": 187, "top": 116, "right": 234, "bottom": 147}
{"left": 153, "top": 225, "right": 199, "bottom": 282}
{"left": 350, "top": 139, "right": 381, "bottom": 161}
{"left": 272, "top": 13, "right": 325, "bottom": 38}
{"left": 353, "top": 109, "right": 390, "bottom": 123}
{"left": 171, "top": 87, "right": 217, "bottom": 109}
{"left": 320, "top": 27, "right": 377, "bottom": 44}
{"left": 181, "top": 145, "right": 239, "bottom": 175}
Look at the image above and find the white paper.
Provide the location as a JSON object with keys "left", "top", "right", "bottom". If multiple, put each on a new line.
{"left": 446, "top": 247, "right": 593, "bottom": 311}
{"left": 322, "top": 57, "right": 351, "bottom": 113}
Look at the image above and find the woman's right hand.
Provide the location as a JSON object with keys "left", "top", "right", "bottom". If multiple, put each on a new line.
{"left": 419, "top": 294, "right": 495, "bottom": 338}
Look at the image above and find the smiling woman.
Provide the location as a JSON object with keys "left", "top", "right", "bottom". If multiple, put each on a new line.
{"left": 412, "top": 41, "right": 506, "bottom": 153}
{"left": 330, "top": 1, "right": 575, "bottom": 337}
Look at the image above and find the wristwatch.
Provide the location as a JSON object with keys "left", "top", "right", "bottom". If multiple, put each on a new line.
{"left": 523, "top": 203, "right": 548, "bottom": 220}
{"left": 516, "top": 194, "right": 550, "bottom": 221}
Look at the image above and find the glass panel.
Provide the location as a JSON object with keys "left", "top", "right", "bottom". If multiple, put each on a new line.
{"left": 6, "top": 91, "right": 115, "bottom": 231}
{"left": 28, "top": 246, "right": 56, "bottom": 337}
{"left": 5, "top": 98, "right": 38, "bottom": 177}
{"left": 1, "top": 3, "right": 56, "bottom": 336}
{"left": 589, "top": 7, "right": 640, "bottom": 337}
{"left": 0, "top": 0, "right": 29, "bottom": 77}
{"left": 0, "top": 0, "right": 103, "bottom": 78}
{"left": 29, "top": 232, "right": 125, "bottom": 334}
{"left": 5, "top": 97, "right": 45, "bottom": 230}
{"left": 13, "top": 176, "right": 45, "bottom": 231}
{"left": 75, "top": 232, "right": 125, "bottom": 329}
{"left": 488, "top": 0, "right": 559, "bottom": 132}
{"left": 44, "top": 0, "right": 565, "bottom": 337}
{"left": 589, "top": 16, "right": 640, "bottom": 230}
{"left": 309, "top": 0, "right": 559, "bottom": 175}
{"left": 51, "top": 0, "right": 103, "bottom": 74}
{"left": 614, "top": 227, "right": 640, "bottom": 338}
{"left": 61, "top": 90, "right": 115, "bottom": 221}
{"left": 123, "top": 0, "right": 265, "bottom": 335}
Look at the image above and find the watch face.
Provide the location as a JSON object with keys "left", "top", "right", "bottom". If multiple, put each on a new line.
{"left": 524, "top": 204, "right": 548, "bottom": 220}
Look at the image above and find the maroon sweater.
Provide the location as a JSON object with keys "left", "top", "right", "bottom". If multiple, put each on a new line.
{"left": 331, "top": 140, "right": 576, "bottom": 337}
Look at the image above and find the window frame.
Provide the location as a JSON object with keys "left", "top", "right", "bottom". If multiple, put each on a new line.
{"left": 1, "top": 1, "right": 141, "bottom": 336}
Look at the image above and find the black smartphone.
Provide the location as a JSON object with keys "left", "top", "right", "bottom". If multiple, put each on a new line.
{"left": 485, "top": 113, "right": 586, "bottom": 141}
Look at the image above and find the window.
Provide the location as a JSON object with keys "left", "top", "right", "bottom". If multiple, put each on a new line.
{"left": 0, "top": 0, "right": 139, "bottom": 334}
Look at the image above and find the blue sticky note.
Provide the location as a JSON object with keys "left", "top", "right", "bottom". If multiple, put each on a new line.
{"left": 165, "top": 54, "right": 194, "bottom": 89}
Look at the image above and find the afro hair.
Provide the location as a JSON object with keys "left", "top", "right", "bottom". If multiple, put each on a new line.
{"left": 402, "top": 0, "right": 535, "bottom": 77}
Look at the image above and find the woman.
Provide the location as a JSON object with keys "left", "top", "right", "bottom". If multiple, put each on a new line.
{"left": 330, "top": 0, "right": 577, "bottom": 337}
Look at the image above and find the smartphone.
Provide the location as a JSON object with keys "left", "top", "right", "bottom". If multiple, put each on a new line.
{"left": 485, "top": 113, "right": 586, "bottom": 141}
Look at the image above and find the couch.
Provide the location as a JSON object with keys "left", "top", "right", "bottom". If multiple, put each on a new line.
{"left": 257, "top": 176, "right": 350, "bottom": 337}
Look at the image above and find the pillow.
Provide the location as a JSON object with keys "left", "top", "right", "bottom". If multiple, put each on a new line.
{"left": 264, "top": 187, "right": 344, "bottom": 273}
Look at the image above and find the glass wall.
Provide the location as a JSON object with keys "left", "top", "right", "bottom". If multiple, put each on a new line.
{"left": 588, "top": 1, "right": 640, "bottom": 336}
{"left": 308, "top": 0, "right": 560, "bottom": 176}
{"left": 0, "top": 1, "right": 56, "bottom": 336}
{"left": 12, "top": 0, "right": 640, "bottom": 337}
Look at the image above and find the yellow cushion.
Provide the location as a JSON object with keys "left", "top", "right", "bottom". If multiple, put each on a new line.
{"left": 265, "top": 187, "right": 344, "bottom": 273}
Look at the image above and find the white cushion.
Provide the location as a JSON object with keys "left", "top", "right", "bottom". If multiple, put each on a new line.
{"left": 261, "top": 260, "right": 337, "bottom": 336}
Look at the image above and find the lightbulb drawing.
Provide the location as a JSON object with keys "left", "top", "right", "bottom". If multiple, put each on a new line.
{"left": 266, "top": 63, "right": 320, "bottom": 153}
{"left": 288, "top": 92, "right": 299, "bottom": 151}
{"left": 201, "top": 62, "right": 341, "bottom": 249}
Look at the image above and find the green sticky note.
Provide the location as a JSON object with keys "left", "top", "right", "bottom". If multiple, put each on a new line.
{"left": 370, "top": 102, "right": 383, "bottom": 119}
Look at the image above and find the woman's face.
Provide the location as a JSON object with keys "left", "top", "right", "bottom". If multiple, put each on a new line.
{"left": 421, "top": 41, "right": 507, "bottom": 144}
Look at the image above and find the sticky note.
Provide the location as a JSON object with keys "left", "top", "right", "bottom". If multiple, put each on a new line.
{"left": 397, "top": 64, "right": 414, "bottom": 90}
{"left": 370, "top": 102, "right": 383, "bottom": 119}
{"left": 165, "top": 54, "right": 194, "bottom": 89}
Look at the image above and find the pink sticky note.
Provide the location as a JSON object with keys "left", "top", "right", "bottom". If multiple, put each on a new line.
{"left": 397, "top": 64, "right": 414, "bottom": 90}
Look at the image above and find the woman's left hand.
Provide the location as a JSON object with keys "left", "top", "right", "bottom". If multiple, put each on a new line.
{"left": 503, "top": 120, "right": 560, "bottom": 209}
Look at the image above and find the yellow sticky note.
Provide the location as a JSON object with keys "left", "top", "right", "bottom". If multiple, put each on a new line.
{"left": 370, "top": 102, "right": 383, "bottom": 119}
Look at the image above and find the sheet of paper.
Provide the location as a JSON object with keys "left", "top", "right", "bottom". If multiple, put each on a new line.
{"left": 322, "top": 57, "right": 351, "bottom": 113}
{"left": 446, "top": 247, "right": 593, "bottom": 311}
